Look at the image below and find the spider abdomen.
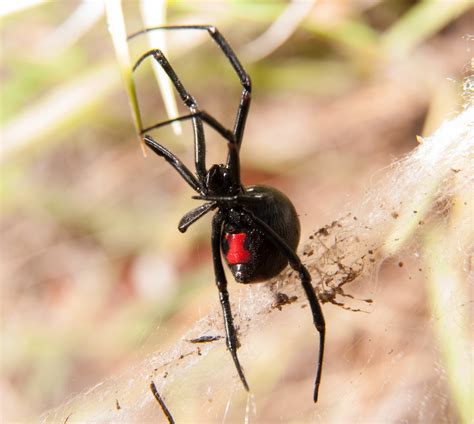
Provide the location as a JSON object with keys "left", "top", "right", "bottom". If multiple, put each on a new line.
{"left": 221, "top": 185, "right": 301, "bottom": 283}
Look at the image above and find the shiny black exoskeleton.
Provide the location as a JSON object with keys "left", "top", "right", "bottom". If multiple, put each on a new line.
{"left": 128, "top": 25, "right": 325, "bottom": 403}
{"left": 221, "top": 185, "right": 300, "bottom": 283}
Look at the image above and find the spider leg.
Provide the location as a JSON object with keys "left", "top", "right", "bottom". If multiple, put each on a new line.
{"left": 132, "top": 48, "right": 206, "bottom": 180}
{"left": 143, "top": 111, "right": 235, "bottom": 144}
{"left": 143, "top": 135, "right": 202, "bottom": 193}
{"left": 150, "top": 381, "right": 175, "bottom": 424}
{"left": 143, "top": 111, "right": 241, "bottom": 188}
{"left": 212, "top": 210, "right": 250, "bottom": 392}
{"left": 128, "top": 25, "right": 252, "bottom": 146}
{"left": 241, "top": 210, "right": 325, "bottom": 403}
{"left": 178, "top": 201, "right": 217, "bottom": 233}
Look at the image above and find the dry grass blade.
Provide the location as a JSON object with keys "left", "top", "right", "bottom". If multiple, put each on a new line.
{"left": 0, "top": 64, "right": 117, "bottom": 161}
{"left": 0, "top": 0, "right": 44, "bottom": 17}
{"left": 242, "top": 0, "right": 316, "bottom": 63}
{"left": 139, "top": 0, "right": 182, "bottom": 135}
{"left": 35, "top": 1, "right": 104, "bottom": 56}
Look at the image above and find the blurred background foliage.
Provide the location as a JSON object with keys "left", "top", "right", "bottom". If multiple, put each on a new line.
{"left": 1, "top": 0, "right": 472, "bottom": 422}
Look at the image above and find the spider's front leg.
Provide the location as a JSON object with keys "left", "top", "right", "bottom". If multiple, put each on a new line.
{"left": 211, "top": 210, "right": 250, "bottom": 392}
{"left": 143, "top": 135, "right": 203, "bottom": 193}
{"left": 128, "top": 25, "right": 252, "bottom": 147}
{"left": 131, "top": 48, "right": 207, "bottom": 180}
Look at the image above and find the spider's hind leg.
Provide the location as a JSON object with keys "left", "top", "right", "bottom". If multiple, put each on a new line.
{"left": 242, "top": 210, "right": 325, "bottom": 403}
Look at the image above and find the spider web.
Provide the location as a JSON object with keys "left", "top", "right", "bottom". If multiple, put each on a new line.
{"left": 41, "top": 99, "right": 472, "bottom": 422}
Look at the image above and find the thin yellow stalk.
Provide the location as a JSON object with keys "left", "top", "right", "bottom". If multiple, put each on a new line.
{"left": 104, "top": 0, "right": 144, "bottom": 151}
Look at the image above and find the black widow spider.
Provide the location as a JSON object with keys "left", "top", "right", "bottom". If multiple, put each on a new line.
{"left": 127, "top": 25, "right": 325, "bottom": 403}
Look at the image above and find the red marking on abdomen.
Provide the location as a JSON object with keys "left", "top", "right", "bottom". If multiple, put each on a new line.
{"left": 225, "top": 233, "right": 251, "bottom": 265}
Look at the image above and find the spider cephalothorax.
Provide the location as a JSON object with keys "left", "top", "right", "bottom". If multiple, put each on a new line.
{"left": 128, "top": 25, "right": 325, "bottom": 403}
{"left": 205, "top": 164, "right": 237, "bottom": 195}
